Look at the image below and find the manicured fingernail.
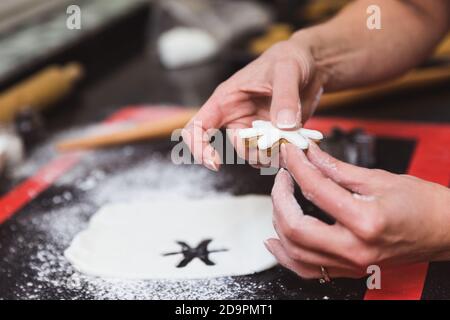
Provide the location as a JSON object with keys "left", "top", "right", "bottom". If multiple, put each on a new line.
{"left": 309, "top": 141, "right": 320, "bottom": 151}
{"left": 312, "top": 87, "right": 324, "bottom": 110}
{"left": 276, "top": 109, "right": 297, "bottom": 129}
{"left": 204, "top": 159, "right": 219, "bottom": 172}
{"left": 264, "top": 240, "right": 273, "bottom": 253}
{"left": 280, "top": 143, "right": 287, "bottom": 167}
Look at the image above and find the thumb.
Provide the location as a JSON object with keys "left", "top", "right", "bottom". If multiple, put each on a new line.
{"left": 270, "top": 61, "right": 302, "bottom": 130}
{"left": 307, "top": 142, "right": 374, "bottom": 194}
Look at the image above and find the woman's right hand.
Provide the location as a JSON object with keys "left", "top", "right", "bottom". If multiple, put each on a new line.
{"left": 182, "top": 33, "right": 327, "bottom": 171}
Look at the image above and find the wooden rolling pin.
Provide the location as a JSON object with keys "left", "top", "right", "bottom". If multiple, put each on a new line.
{"left": 0, "top": 63, "right": 84, "bottom": 122}
{"left": 57, "top": 108, "right": 198, "bottom": 151}
{"left": 435, "top": 33, "right": 450, "bottom": 57}
{"left": 318, "top": 64, "right": 450, "bottom": 109}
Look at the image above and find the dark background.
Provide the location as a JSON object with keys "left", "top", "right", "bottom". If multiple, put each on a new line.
{"left": 0, "top": 1, "right": 450, "bottom": 300}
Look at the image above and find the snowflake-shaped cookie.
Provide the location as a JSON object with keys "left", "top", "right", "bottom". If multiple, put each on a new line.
{"left": 238, "top": 120, "right": 323, "bottom": 150}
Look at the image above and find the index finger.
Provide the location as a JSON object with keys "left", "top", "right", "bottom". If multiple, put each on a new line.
{"left": 281, "top": 143, "right": 365, "bottom": 231}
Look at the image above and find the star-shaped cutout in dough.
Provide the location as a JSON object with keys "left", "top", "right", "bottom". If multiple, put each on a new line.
{"left": 238, "top": 120, "right": 324, "bottom": 150}
{"left": 162, "top": 239, "right": 228, "bottom": 268}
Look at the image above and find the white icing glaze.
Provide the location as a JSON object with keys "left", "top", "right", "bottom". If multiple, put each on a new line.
{"left": 238, "top": 120, "right": 324, "bottom": 150}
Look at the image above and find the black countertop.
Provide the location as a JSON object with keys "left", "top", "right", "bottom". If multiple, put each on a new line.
{"left": 1, "top": 7, "right": 450, "bottom": 299}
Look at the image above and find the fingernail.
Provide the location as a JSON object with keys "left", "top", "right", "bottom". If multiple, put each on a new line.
{"left": 311, "top": 87, "right": 324, "bottom": 111}
{"left": 276, "top": 109, "right": 297, "bottom": 129}
{"left": 308, "top": 141, "right": 319, "bottom": 151}
{"left": 307, "top": 142, "right": 323, "bottom": 161}
{"left": 264, "top": 240, "right": 273, "bottom": 254}
{"left": 280, "top": 143, "right": 287, "bottom": 167}
{"left": 204, "top": 158, "right": 219, "bottom": 172}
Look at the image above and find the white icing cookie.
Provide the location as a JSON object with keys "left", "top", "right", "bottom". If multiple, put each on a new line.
{"left": 238, "top": 120, "right": 323, "bottom": 150}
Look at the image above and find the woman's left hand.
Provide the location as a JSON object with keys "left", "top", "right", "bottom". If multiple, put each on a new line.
{"left": 265, "top": 142, "right": 450, "bottom": 279}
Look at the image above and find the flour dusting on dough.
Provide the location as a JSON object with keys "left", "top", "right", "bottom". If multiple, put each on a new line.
{"left": 65, "top": 196, "right": 276, "bottom": 280}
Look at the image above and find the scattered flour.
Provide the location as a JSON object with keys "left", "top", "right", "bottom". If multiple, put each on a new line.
{"left": 352, "top": 193, "right": 376, "bottom": 202}
{"left": 26, "top": 242, "right": 277, "bottom": 300}
{"left": 11, "top": 122, "right": 136, "bottom": 180}
{"left": 318, "top": 156, "right": 338, "bottom": 172}
{"left": 302, "top": 192, "right": 315, "bottom": 202}
{"left": 7, "top": 128, "right": 284, "bottom": 299}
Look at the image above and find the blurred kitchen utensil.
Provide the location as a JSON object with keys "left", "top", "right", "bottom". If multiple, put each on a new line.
{"left": 57, "top": 108, "right": 197, "bottom": 151}
{"left": 0, "top": 63, "right": 84, "bottom": 122}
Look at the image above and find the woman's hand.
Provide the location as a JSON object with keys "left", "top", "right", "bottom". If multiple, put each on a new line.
{"left": 181, "top": 0, "right": 450, "bottom": 172}
{"left": 182, "top": 35, "right": 325, "bottom": 171}
{"left": 266, "top": 142, "right": 450, "bottom": 279}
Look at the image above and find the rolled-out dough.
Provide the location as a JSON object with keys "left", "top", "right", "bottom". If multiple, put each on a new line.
{"left": 65, "top": 195, "right": 276, "bottom": 280}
